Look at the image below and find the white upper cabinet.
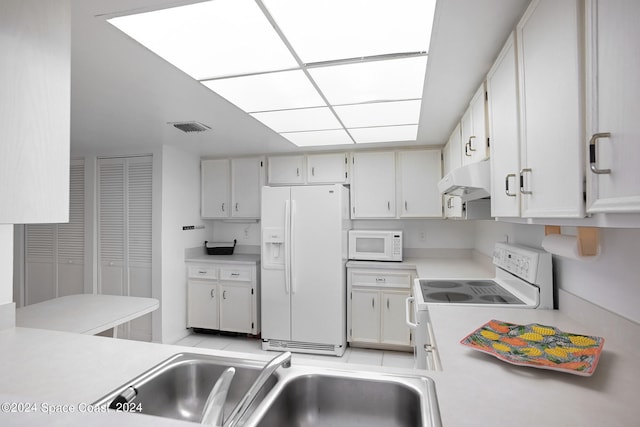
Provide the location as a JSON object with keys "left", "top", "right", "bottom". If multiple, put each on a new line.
{"left": 201, "top": 159, "right": 230, "bottom": 218}
{"left": 267, "top": 155, "right": 305, "bottom": 185}
{"left": 488, "top": 32, "right": 521, "bottom": 217}
{"left": 231, "top": 157, "right": 265, "bottom": 218}
{"left": 351, "top": 151, "right": 397, "bottom": 218}
{"left": 516, "top": 0, "right": 584, "bottom": 218}
{"left": 0, "top": 0, "right": 70, "bottom": 224}
{"left": 398, "top": 150, "right": 442, "bottom": 218}
{"left": 443, "top": 123, "right": 462, "bottom": 176}
{"left": 306, "top": 152, "right": 349, "bottom": 184}
{"left": 202, "top": 157, "right": 264, "bottom": 219}
{"left": 463, "top": 84, "right": 489, "bottom": 164}
{"left": 585, "top": 0, "right": 640, "bottom": 213}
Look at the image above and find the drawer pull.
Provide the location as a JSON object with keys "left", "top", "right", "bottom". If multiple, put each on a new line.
{"left": 375, "top": 278, "right": 386, "bottom": 283}
{"left": 210, "top": 289, "right": 215, "bottom": 298}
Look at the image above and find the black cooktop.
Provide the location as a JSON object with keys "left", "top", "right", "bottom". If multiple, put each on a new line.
{"left": 419, "top": 279, "right": 524, "bottom": 304}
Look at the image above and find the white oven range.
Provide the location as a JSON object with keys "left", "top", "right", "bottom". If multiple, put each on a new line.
{"left": 406, "top": 242, "right": 553, "bottom": 370}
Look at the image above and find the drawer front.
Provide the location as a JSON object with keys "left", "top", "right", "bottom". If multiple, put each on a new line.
{"left": 220, "top": 268, "right": 252, "bottom": 282}
{"left": 187, "top": 265, "right": 217, "bottom": 280}
{"left": 351, "top": 270, "right": 412, "bottom": 289}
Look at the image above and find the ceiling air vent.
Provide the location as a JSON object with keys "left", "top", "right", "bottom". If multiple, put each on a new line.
{"left": 169, "top": 121, "right": 211, "bottom": 133}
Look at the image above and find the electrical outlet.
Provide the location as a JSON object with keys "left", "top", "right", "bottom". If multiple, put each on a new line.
{"left": 420, "top": 232, "right": 426, "bottom": 241}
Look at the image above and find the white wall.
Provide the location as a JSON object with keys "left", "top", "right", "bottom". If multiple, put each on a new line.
{"left": 160, "top": 145, "right": 210, "bottom": 344}
{"left": 474, "top": 221, "right": 640, "bottom": 324}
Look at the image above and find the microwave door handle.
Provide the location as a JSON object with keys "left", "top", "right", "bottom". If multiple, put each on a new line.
{"left": 405, "top": 297, "right": 417, "bottom": 329}
{"left": 284, "top": 200, "right": 290, "bottom": 294}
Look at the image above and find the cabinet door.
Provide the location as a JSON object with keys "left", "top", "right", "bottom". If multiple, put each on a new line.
{"left": 488, "top": 32, "right": 521, "bottom": 217}
{"left": 231, "top": 157, "right": 264, "bottom": 218}
{"left": 381, "top": 291, "right": 411, "bottom": 346}
{"left": 586, "top": 0, "right": 640, "bottom": 213}
{"left": 350, "top": 289, "right": 380, "bottom": 343}
{"left": 443, "top": 123, "right": 462, "bottom": 176}
{"left": 267, "top": 155, "right": 305, "bottom": 185}
{"left": 517, "top": 0, "right": 584, "bottom": 218}
{"left": 201, "top": 159, "right": 230, "bottom": 218}
{"left": 461, "top": 107, "right": 474, "bottom": 165}
{"left": 469, "top": 84, "right": 489, "bottom": 163}
{"left": 398, "top": 150, "right": 442, "bottom": 218}
{"left": 351, "top": 152, "right": 396, "bottom": 218}
{"left": 219, "top": 284, "right": 253, "bottom": 333}
{"left": 307, "top": 153, "right": 349, "bottom": 184}
{"left": 187, "top": 281, "right": 219, "bottom": 330}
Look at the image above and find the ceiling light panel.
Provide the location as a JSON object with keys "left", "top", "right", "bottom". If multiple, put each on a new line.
{"left": 107, "top": 0, "right": 298, "bottom": 80}
{"left": 251, "top": 107, "right": 341, "bottom": 133}
{"left": 281, "top": 129, "right": 353, "bottom": 147}
{"left": 309, "top": 56, "right": 428, "bottom": 105}
{"left": 334, "top": 100, "right": 421, "bottom": 128}
{"left": 349, "top": 125, "right": 418, "bottom": 144}
{"left": 202, "top": 70, "right": 326, "bottom": 112}
{"left": 262, "top": 0, "right": 436, "bottom": 63}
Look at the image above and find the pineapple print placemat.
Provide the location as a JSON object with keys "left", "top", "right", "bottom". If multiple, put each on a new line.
{"left": 460, "top": 319, "right": 604, "bottom": 376}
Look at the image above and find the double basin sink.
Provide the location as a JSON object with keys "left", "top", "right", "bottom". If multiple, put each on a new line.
{"left": 94, "top": 352, "right": 441, "bottom": 427}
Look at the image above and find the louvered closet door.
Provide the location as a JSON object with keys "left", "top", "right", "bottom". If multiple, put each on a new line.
{"left": 98, "top": 156, "right": 153, "bottom": 341}
{"left": 25, "top": 159, "right": 85, "bottom": 304}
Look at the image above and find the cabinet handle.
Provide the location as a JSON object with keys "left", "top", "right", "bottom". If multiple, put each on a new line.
{"left": 372, "top": 298, "right": 375, "bottom": 308}
{"left": 468, "top": 136, "right": 477, "bottom": 151}
{"left": 311, "top": 167, "right": 315, "bottom": 176}
{"left": 464, "top": 141, "right": 472, "bottom": 157}
{"left": 387, "top": 201, "right": 391, "bottom": 211}
{"left": 404, "top": 201, "right": 408, "bottom": 211}
{"left": 519, "top": 168, "right": 533, "bottom": 195}
{"left": 210, "top": 289, "right": 215, "bottom": 298}
{"left": 446, "top": 197, "right": 451, "bottom": 209}
{"left": 235, "top": 202, "right": 239, "bottom": 212}
{"left": 198, "top": 270, "right": 207, "bottom": 274}
{"left": 221, "top": 203, "right": 225, "bottom": 212}
{"left": 296, "top": 167, "right": 299, "bottom": 177}
{"left": 223, "top": 290, "right": 227, "bottom": 299}
{"left": 375, "top": 278, "right": 386, "bottom": 283}
{"left": 386, "top": 298, "right": 390, "bottom": 309}
{"left": 589, "top": 132, "right": 612, "bottom": 174}
{"left": 231, "top": 272, "right": 240, "bottom": 276}
{"left": 505, "top": 173, "right": 517, "bottom": 197}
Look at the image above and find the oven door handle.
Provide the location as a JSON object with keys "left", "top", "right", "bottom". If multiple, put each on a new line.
{"left": 405, "top": 297, "right": 418, "bottom": 329}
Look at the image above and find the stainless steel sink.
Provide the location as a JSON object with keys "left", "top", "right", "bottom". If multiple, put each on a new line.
{"left": 93, "top": 353, "right": 278, "bottom": 423}
{"left": 95, "top": 353, "right": 441, "bottom": 427}
{"left": 243, "top": 367, "right": 441, "bottom": 427}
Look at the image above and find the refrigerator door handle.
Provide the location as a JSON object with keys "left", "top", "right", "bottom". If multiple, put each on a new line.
{"left": 284, "top": 199, "right": 291, "bottom": 294}
{"left": 290, "top": 200, "right": 297, "bottom": 294}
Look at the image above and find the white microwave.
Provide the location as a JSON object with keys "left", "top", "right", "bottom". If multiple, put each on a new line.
{"left": 348, "top": 230, "right": 403, "bottom": 262}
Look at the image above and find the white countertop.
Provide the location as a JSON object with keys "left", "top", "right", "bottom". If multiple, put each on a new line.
{"left": 185, "top": 253, "right": 260, "bottom": 265}
{"left": 3, "top": 255, "right": 639, "bottom": 426}
{"left": 16, "top": 295, "right": 159, "bottom": 335}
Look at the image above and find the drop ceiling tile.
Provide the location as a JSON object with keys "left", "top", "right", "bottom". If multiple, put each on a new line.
{"left": 263, "top": 0, "right": 436, "bottom": 63}
{"left": 309, "top": 56, "right": 427, "bottom": 105}
{"left": 108, "top": 0, "right": 298, "bottom": 80}
{"left": 349, "top": 125, "right": 418, "bottom": 144}
{"left": 281, "top": 129, "right": 354, "bottom": 147}
{"left": 334, "top": 100, "right": 421, "bottom": 128}
{"left": 202, "top": 70, "right": 326, "bottom": 112}
{"left": 251, "top": 107, "right": 341, "bottom": 133}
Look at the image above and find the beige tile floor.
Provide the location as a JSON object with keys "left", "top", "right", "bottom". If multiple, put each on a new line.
{"left": 174, "top": 331, "right": 415, "bottom": 370}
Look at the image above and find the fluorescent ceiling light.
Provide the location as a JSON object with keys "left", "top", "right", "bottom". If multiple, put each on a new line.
{"left": 251, "top": 107, "right": 341, "bottom": 133}
{"left": 202, "top": 70, "right": 326, "bottom": 112}
{"left": 309, "top": 56, "right": 428, "bottom": 105}
{"left": 263, "top": 0, "right": 435, "bottom": 63}
{"left": 281, "top": 129, "right": 353, "bottom": 147}
{"left": 334, "top": 100, "right": 421, "bottom": 128}
{"left": 349, "top": 125, "right": 419, "bottom": 144}
{"left": 107, "top": 0, "right": 297, "bottom": 80}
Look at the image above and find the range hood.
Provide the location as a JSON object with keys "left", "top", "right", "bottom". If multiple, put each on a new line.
{"left": 438, "top": 160, "right": 491, "bottom": 202}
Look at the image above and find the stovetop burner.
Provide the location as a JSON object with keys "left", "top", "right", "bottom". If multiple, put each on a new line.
{"left": 419, "top": 279, "right": 524, "bottom": 305}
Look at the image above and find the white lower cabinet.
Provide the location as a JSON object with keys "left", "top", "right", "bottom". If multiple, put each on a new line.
{"left": 186, "top": 262, "right": 259, "bottom": 335}
{"left": 347, "top": 267, "right": 414, "bottom": 350}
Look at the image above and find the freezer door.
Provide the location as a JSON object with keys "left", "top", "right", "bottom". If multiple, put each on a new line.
{"left": 290, "top": 185, "right": 346, "bottom": 345}
{"left": 260, "top": 186, "right": 292, "bottom": 341}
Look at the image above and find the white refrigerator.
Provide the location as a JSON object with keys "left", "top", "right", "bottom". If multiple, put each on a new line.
{"left": 261, "top": 184, "right": 350, "bottom": 356}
